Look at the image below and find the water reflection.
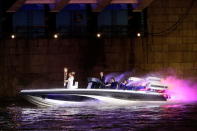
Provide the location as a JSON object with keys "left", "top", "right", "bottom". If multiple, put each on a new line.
{"left": 1, "top": 101, "right": 197, "bottom": 130}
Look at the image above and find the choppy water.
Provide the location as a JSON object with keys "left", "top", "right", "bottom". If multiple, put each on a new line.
{"left": 1, "top": 100, "right": 197, "bottom": 131}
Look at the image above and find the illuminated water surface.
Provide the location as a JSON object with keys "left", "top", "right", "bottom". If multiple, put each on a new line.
{"left": 1, "top": 100, "right": 197, "bottom": 131}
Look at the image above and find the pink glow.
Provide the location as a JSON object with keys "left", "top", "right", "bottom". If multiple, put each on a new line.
{"left": 163, "top": 76, "right": 197, "bottom": 102}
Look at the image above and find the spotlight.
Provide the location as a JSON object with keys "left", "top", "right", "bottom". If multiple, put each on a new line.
{"left": 53, "top": 33, "right": 59, "bottom": 39}
{"left": 96, "top": 33, "right": 101, "bottom": 38}
{"left": 137, "top": 32, "right": 141, "bottom": 37}
{"left": 11, "top": 34, "right": 15, "bottom": 39}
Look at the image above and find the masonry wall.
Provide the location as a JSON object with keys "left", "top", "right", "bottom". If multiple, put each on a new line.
{"left": 0, "top": 38, "right": 133, "bottom": 97}
{"left": 134, "top": 0, "right": 197, "bottom": 78}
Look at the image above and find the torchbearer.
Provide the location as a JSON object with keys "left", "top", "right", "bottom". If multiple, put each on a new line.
{"left": 64, "top": 67, "right": 68, "bottom": 87}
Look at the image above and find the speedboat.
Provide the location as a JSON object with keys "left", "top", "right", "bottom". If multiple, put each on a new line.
{"left": 20, "top": 77, "right": 169, "bottom": 107}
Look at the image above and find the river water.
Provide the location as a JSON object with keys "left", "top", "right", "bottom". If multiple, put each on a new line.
{"left": 1, "top": 100, "right": 197, "bottom": 131}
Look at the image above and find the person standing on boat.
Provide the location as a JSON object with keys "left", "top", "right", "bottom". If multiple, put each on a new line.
{"left": 71, "top": 71, "right": 75, "bottom": 77}
{"left": 99, "top": 72, "right": 106, "bottom": 84}
{"left": 64, "top": 67, "right": 68, "bottom": 87}
{"left": 99, "top": 72, "right": 106, "bottom": 88}
{"left": 71, "top": 71, "right": 78, "bottom": 89}
{"left": 65, "top": 72, "right": 74, "bottom": 89}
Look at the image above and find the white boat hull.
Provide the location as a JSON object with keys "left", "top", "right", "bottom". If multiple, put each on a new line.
{"left": 20, "top": 88, "right": 167, "bottom": 107}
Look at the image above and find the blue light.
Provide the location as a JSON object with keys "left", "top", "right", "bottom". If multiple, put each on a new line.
{"left": 63, "top": 4, "right": 86, "bottom": 10}
{"left": 105, "top": 4, "right": 128, "bottom": 10}
{"left": 20, "top": 4, "right": 45, "bottom": 10}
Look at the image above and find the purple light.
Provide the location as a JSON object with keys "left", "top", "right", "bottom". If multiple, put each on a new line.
{"left": 105, "top": 73, "right": 120, "bottom": 82}
{"left": 163, "top": 76, "right": 197, "bottom": 102}
{"left": 105, "top": 72, "right": 133, "bottom": 83}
